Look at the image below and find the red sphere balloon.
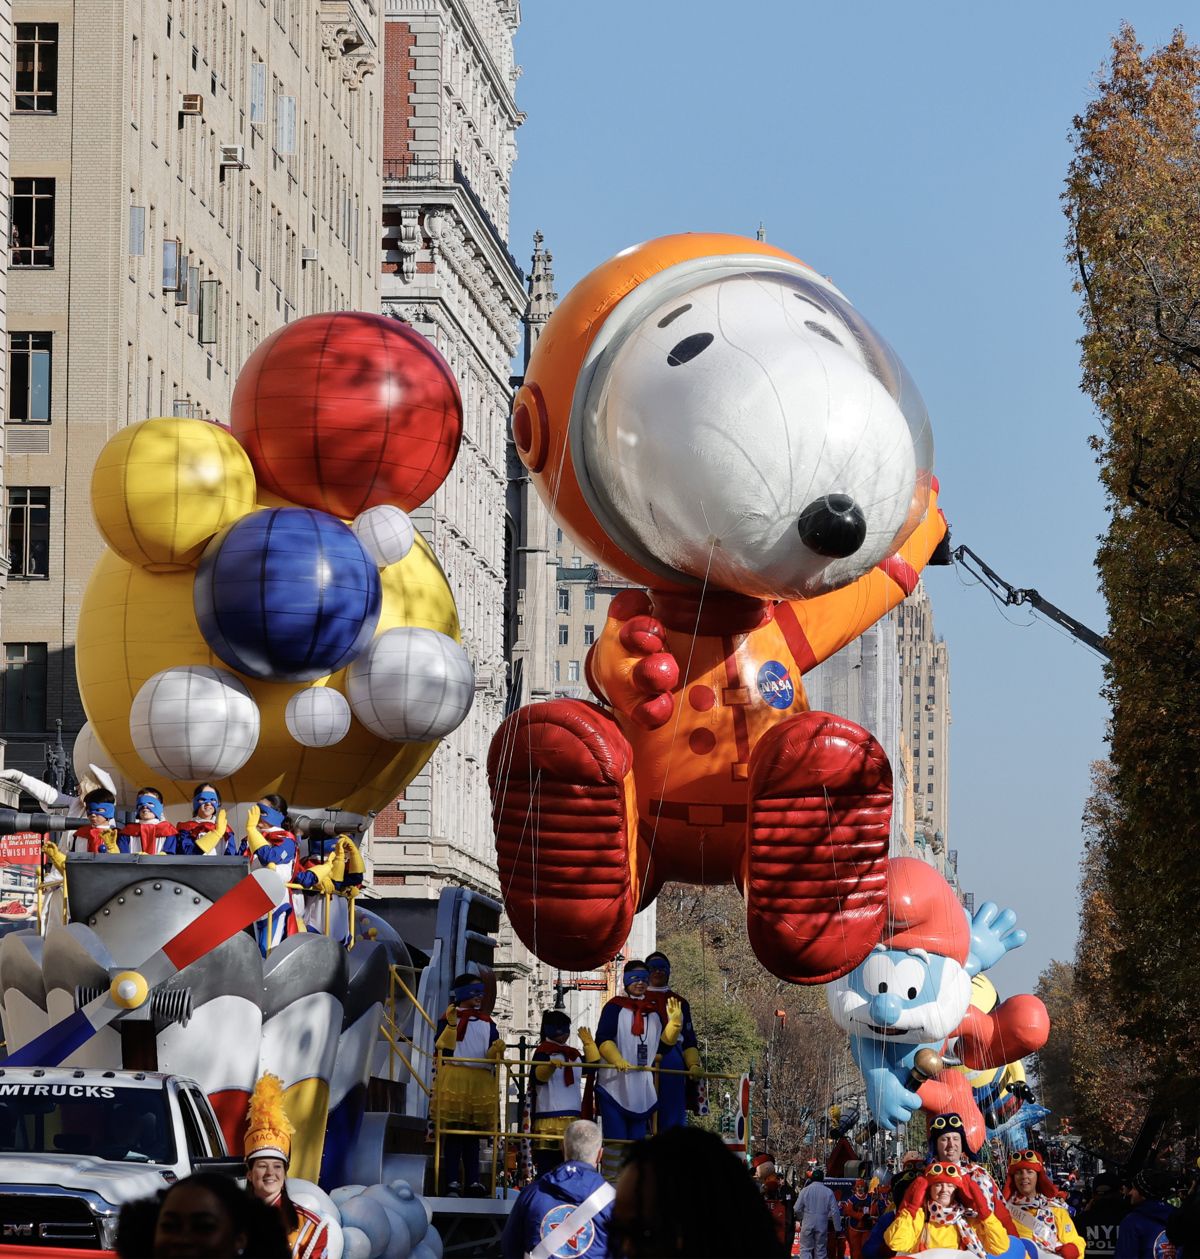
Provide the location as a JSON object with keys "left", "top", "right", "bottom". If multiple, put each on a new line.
{"left": 230, "top": 312, "right": 462, "bottom": 518}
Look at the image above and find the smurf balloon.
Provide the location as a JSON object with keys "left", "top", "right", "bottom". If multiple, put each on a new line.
{"left": 826, "top": 859, "right": 1050, "bottom": 1151}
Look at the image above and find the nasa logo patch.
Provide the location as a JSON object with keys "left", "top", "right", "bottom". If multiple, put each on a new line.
{"left": 756, "top": 660, "right": 794, "bottom": 710}
{"left": 539, "top": 1203, "right": 597, "bottom": 1255}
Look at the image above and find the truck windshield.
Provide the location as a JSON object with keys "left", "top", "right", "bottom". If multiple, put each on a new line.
{"left": 0, "top": 1083, "right": 177, "bottom": 1164}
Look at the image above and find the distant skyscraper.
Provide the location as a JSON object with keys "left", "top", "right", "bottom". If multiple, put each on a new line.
{"left": 894, "top": 581, "right": 954, "bottom": 884}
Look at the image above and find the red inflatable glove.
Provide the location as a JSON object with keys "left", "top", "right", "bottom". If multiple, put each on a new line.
{"left": 585, "top": 590, "right": 679, "bottom": 730}
{"left": 960, "top": 1178, "right": 991, "bottom": 1219}
{"left": 899, "top": 1176, "right": 928, "bottom": 1217}
{"left": 1057, "top": 1247, "right": 1080, "bottom": 1259}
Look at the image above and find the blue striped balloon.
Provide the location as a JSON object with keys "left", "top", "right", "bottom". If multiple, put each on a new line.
{"left": 194, "top": 507, "right": 382, "bottom": 681}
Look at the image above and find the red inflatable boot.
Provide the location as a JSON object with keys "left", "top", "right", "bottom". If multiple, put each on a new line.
{"left": 743, "top": 711, "right": 891, "bottom": 984}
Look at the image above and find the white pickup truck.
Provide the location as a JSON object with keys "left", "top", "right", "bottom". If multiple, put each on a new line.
{"left": 0, "top": 1066, "right": 241, "bottom": 1253}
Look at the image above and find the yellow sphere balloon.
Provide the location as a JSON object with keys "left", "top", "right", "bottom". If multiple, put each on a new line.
{"left": 91, "top": 418, "right": 257, "bottom": 571}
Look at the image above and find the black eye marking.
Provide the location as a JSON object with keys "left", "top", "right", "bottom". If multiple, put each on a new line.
{"left": 657, "top": 304, "right": 692, "bottom": 328}
{"left": 667, "top": 332, "right": 714, "bottom": 366}
{"left": 805, "top": 320, "right": 843, "bottom": 346}
{"left": 794, "top": 293, "right": 827, "bottom": 313}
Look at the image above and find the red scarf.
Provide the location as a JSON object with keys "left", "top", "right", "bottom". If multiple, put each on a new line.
{"left": 537, "top": 1041, "right": 581, "bottom": 1086}
{"left": 609, "top": 995, "right": 651, "bottom": 1037}
{"left": 456, "top": 1010, "right": 492, "bottom": 1042}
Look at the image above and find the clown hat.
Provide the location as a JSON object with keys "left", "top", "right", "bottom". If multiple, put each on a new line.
{"left": 925, "top": 1160, "right": 972, "bottom": 1205}
{"left": 884, "top": 858, "right": 970, "bottom": 963}
{"left": 245, "top": 1073, "right": 293, "bottom": 1165}
{"left": 1004, "top": 1149, "right": 1060, "bottom": 1199}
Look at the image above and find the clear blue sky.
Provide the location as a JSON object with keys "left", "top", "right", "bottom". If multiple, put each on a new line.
{"left": 508, "top": 4, "right": 1189, "bottom": 996}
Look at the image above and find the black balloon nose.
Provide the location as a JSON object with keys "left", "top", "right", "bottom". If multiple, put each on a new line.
{"left": 796, "top": 494, "right": 867, "bottom": 558}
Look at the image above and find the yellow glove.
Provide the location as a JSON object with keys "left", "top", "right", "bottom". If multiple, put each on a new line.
{"left": 329, "top": 844, "right": 348, "bottom": 883}
{"left": 341, "top": 835, "right": 365, "bottom": 875}
{"left": 683, "top": 1045, "right": 705, "bottom": 1079}
{"left": 662, "top": 996, "right": 684, "bottom": 1046}
{"left": 579, "top": 1027, "right": 601, "bottom": 1064}
{"left": 244, "top": 805, "right": 267, "bottom": 852}
{"left": 486, "top": 1038, "right": 507, "bottom": 1063}
{"left": 100, "top": 828, "right": 120, "bottom": 854}
{"left": 194, "top": 808, "right": 228, "bottom": 855}
{"left": 305, "top": 857, "right": 339, "bottom": 895}
{"left": 43, "top": 840, "right": 67, "bottom": 872}
{"left": 598, "top": 1039, "right": 632, "bottom": 1071}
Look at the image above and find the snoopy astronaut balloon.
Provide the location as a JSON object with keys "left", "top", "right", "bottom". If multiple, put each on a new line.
{"left": 75, "top": 312, "right": 473, "bottom": 814}
{"left": 492, "top": 233, "right": 948, "bottom": 982}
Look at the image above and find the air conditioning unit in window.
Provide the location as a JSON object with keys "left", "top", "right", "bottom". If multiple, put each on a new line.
{"left": 179, "top": 93, "right": 204, "bottom": 116}
{"left": 219, "top": 144, "right": 247, "bottom": 169}
{"left": 300, "top": 246, "right": 318, "bottom": 264}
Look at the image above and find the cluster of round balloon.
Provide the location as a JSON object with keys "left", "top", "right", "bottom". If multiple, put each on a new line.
{"left": 76, "top": 312, "right": 474, "bottom": 814}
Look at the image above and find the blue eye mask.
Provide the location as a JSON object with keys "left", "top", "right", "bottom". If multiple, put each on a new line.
{"left": 259, "top": 804, "right": 285, "bottom": 829}
{"left": 136, "top": 794, "right": 164, "bottom": 820}
{"left": 193, "top": 790, "right": 220, "bottom": 814}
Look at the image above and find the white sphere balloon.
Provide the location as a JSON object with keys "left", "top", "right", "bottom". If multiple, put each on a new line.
{"left": 72, "top": 721, "right": 138, "bottom": 802}
{"left": 352, "top": 505, "right": 414, "bottom": 567}
{"left": 130, "top": 665, "right": 260, "bottom": 779}
{"left": 285, "top": 686, "right": 353, "bottom": 748}
{"left": 346, "top": 628, "right": 474, "bottom": 742}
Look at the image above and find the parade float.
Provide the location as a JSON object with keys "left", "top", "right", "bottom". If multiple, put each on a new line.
{"left": 0, "top": 312, "right": 487, "bottom": 1257}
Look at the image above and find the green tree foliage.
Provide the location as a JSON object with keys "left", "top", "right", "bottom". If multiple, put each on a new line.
{"left": 1065, "top": 24, "right": 1200, "bottom": 1105}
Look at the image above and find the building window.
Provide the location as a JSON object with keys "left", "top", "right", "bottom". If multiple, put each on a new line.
{"left": 2, "top": 643, "right": 48, "bottom": 732}
{"left": 6, "top": 488, "right": 51, "bottom": 579}
{"left": 558, "top": 624, "right": 569, "bottom": 646}
{"left": 583, "top": 624, "right": 596, "bottom": 646}
{"left": 14, "top": 23, "right": 58, "bottom": 113}
{"left": 557, "top": 587, "right": 569, "bottom": 613}
{"left": 568, "top": 660, "right": 580, "bottom": 683}
{"left": 584, "top": 588, "right": 596, "bottom": 611}
{"left": 10, "top": 178, "right": 56, "bottom": 268}
{"left": 8, "top": 333, "right": 53, "bottom": 422}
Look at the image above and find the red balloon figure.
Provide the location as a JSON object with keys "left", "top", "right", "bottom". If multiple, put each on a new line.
{"left": 231, "top": 312, "right": 462, "bottom": 519}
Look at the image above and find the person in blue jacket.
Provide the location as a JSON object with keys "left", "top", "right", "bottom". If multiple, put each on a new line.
{"left": 501, "top": 1119, "right": 612, "bottom": 1259}
{"left": 1115, "top": 1171, "right": 1175, "bottom": 1259}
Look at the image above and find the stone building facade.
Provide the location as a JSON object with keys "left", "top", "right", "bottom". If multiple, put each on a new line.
{"left": 370, "top": 0, "right": 556, "bottom": 1034}
{"left": 1, "top": 0, "right": 382, "bottom": 773}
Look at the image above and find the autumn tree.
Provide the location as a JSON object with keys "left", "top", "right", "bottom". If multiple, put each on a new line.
{"left": 657, "top": 883, "right": 858, "bottom": 1166}
{"left": 1033, "top": 960, "right": 1077, "bottom": 1124}
{"left": 1064, "top": 25, "right": 1200, "bottom": 1109}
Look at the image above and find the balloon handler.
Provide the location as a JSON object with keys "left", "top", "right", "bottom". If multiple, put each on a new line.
{"left": 433, "top": 973, "right": 506, "bottom": 1196}
{"left": 244, "top": 1073, "right": 330, "bottom": 1259}
{"left": 528, "top": 1009, "right": 601, "bottom": 1175}
{"left": 646, "top": 950, "right": 705, "bottom": 1130}
{"left": 1002, "top": 1150, "right": 1085, "bottom": 1259}
{"left": 593, "top": 959, "right": 683, "bottom": 1177}
{"left": 489, "top": 232, "right": 951, "bottom": 987}
{"left": 884, "top": 1161, "right": 1010, "bottom": 1257}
